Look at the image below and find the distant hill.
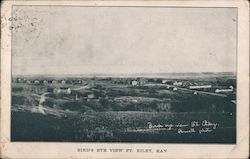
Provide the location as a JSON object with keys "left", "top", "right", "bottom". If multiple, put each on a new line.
{"left": 12, "top": 72, "right": 236, "bottom": 79}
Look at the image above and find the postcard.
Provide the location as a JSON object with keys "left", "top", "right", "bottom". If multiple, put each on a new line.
{"left": 1, "top": 0, "right": 249, "bottom": 158}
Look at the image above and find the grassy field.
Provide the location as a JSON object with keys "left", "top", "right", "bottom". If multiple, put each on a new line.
{"left": 11, "top": 111, "right": 235, "bottom": 143}
{"left": 11, "top": 76, "right": 236, "bottom": 143}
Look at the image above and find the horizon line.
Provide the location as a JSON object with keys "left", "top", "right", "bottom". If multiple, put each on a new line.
{"left": 12, "top": 71, "right": 236, "bottom": 77}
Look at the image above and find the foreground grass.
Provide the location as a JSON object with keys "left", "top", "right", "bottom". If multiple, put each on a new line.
{"left": 11, "top": 110, "right": 236, "bottom": 143}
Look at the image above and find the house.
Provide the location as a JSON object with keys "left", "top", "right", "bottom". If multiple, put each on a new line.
{"left": 78, "top": 80, "right": 82, "bottom": 84}
{"left": 215, "top": 88, "right": 233, "bottom": 93}
{"left": 173, "top": 87, "right": 178, "bottom": 91}
{"left": 17, "top": 78, "right": 24, "bottom": 83}
{"left": 61, "top": 80, "right": 66, "bottom": 84}
{"left": 43, "top": 80, "right": 48, "bottom": 84}
{"left": 54, "top": 87, "right": 71, "bottom": 94}
{"left": 34, "top": 80, "right": 40, "bottom": 84}
{"left": 162, "top": 80, "right": 168, "bottom": 84}
{"left": 26, "top": 80, "right": 31, "bottom": 84}
{"left": 189, "top": 85, "right": 212, "bottom": 89}
{"left": 52, "top": 80, "right": 57, "bottom": 84}
{"left": 132, "top": 80, "right": 138, "bottom": 86}
{"left": 87, "top": 93, "right": 95, "bottom": 99}
{"left": 173, "top": 81, "right": 182, "bottom": 86}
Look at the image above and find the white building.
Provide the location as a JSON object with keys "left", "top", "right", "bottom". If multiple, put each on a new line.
{"left": 34, "top": 80, "right": 40, "bottom": 84}
{"left": 173, "top": 81, "right": 182, "bottom": 86}
{"left": 215, "top": 88, "right": 233, "bottom": 93}
{"left": 229, "top": 85, "right": 234, "bottom": 90}
{"left": 189, "top": 85, "right": 212, "bottom": 89}
{"left": 132, "top": 80, "right": 138, "bottom": 86}
{"left": 17, "top": 78, "right": 24, "bottom": 83}
{"left": 87, "top": 93, "right": 95, "bottom": 99}
{"left": 162, "top": 80, "right": 168, "bottom": 84}
{"left": 61, "top": 80, "right": 66, "bottom": 84}
{"left": 52, "top": 80, "right": 57, "bottom": 84}
{"left": 54, "top": 87, "right": 71, "bottom": 94}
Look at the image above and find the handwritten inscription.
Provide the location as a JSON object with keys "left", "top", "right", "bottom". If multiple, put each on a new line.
{"left": 147, "top": 120, "right": 219, "bottom": 134}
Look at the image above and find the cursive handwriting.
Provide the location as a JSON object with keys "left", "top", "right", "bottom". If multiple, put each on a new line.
{"left": 147, "top": 120, "right": 219, "bottom": 134}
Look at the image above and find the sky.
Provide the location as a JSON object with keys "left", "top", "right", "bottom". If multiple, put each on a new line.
{"left": 12, "top": 6, "right": 237, "bottom": 75}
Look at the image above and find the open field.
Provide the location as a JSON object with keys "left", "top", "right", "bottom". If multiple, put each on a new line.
{"left": 12, "top": 111, "right": 235, "bottom": 143}
{"left": 11, "top": 73, "right": 236, "bottom": 143}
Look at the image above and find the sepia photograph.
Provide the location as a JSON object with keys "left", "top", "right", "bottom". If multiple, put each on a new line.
{"left": 1, "top": 1, "right": 249, "bottom": 159}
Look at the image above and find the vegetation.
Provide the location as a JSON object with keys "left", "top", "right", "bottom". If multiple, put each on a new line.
{"left": 11, "top": 75, "right": 236, "bottom": 143}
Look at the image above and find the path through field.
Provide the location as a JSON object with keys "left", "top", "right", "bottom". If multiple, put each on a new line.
{"left": 37, "top": 92, "right": 50, "bottom": 114}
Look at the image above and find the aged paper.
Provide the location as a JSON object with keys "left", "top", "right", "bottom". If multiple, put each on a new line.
{"left": 1, "top": 0, "right": 249, "bottom": 158}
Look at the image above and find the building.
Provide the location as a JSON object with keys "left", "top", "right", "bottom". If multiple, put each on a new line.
{"left": 78, "top": 80, "right": 82, "bottom": 84}
{"left": 52, "top": 80, "right": 57, "bottom": 84}
{"left": 34, "top": 80, "right": 40, "bottom": 84}
{"left": 162, "top": 80, "right": 168, "bottom": 84}
{"left": 229, "top": 85, "right": 234, "bottom": 90}
{"left": 17, "top": 78, "right": 24, "bottom": 83}
{"left": 173, "top": 81, "right": 182, "bottom": 86}
{"left": 132, "top": 80, "right": 138, "bottom": 86}
{"left": 173, "top": 87, "right": 178, "bottom": 91}
{"left": 189, "top": 85, "right": 212, "bottom": 89}
{"left": 215, "top": 88, "right": 233, "bottom": 93}
{"left": 87, "top": 93, "right": 95, "bottom": 99}
{"left": 43, "top": 80, "right": 48, "bottom": 84}
{"left": 61, "top": 80, "right": 66, "bottom": 84}
{"left": 54, "top": 87, "right": 71, "bottom": 94}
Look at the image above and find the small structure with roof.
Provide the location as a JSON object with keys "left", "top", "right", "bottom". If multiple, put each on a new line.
{"left": 131, "top": 80, "right": 138, "bottom": 86}
{"left": 34, "top": 80, "right": 40, "bottom": 84}
{"left": 173, "top": 81, "right": 182, "bottom": 86}
{"left": 52, "top": 80, "right": 58, "bottom": 84}
{"left": 43, "top": 80, "right": 48, "bottom": 84}
{"left": 61, "top": 80, "right": 66, "bottom": 84}
{"left": 87, "top": 93, "right": 95, "bottom": 99}
{"left": 173, "top": 87, "right": 178, "bottom": 91}
{"left": 162, "top": 80, "right": 168, "bottom": 84}
{"left": 215, "top": 88, "right": 233, "bottom": 93}
{"left": 54, "top": 87, "right": 71, "bottom": 94}
{"left": 189, "top": 85, "right": 212, "bottom": 89}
